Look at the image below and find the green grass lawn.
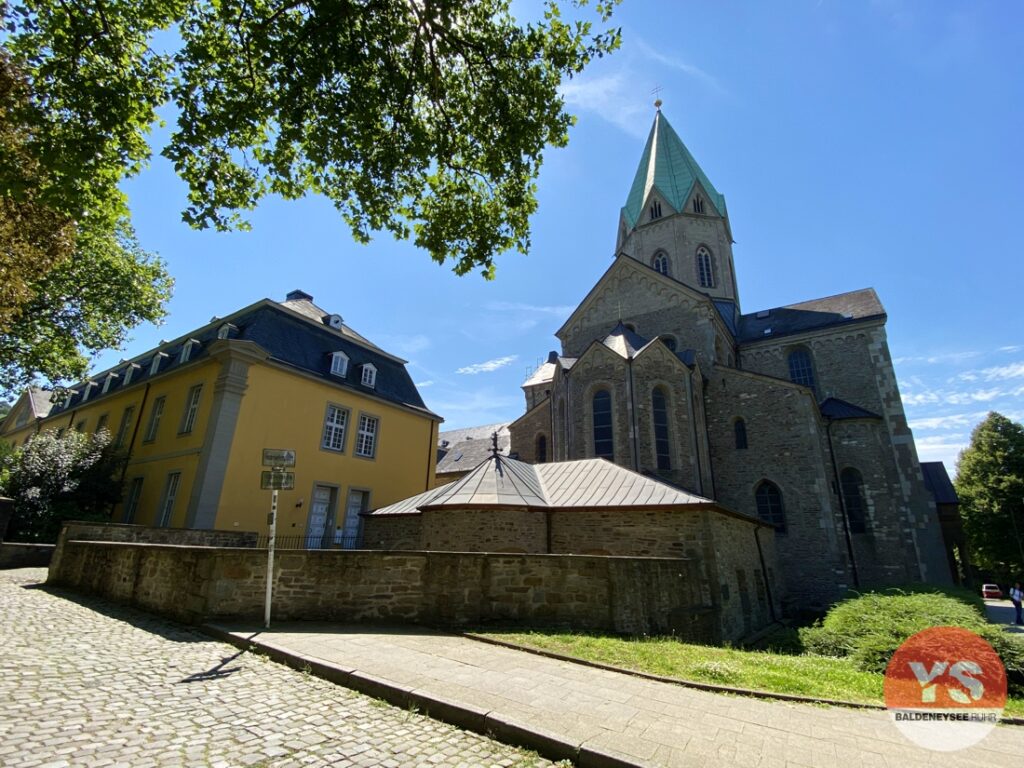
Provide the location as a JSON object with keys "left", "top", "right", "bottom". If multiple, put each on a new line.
{"left": 475, "top": 629, "right": 1024, "bottom": 718}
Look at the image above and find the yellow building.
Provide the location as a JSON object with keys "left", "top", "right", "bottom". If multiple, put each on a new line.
{"left": 0, "top": 290, "right": 441, "bottom": 546}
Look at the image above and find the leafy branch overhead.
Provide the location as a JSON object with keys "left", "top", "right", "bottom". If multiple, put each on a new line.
{"left": 4, "top": 0, "right": 622, "bottom": 278}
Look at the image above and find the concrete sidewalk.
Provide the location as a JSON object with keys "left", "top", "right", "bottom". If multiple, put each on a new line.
{"left": 206, "top": 622, "right": 1024, "bottom": 768}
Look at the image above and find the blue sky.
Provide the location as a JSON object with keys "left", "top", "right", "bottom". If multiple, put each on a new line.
{"left": 80, "top": 0, "right": 1022, "bottom": 476}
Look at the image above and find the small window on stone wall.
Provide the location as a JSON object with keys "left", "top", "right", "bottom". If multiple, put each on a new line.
{"left": 787, "top": 347, "right": 816, "bottom": 392}
{"left": 755, "top": 481, "right": 786, "bottom": 533}
{"left": 536, "top": 434, "right": 547, "bottom": 463}
{"left": 840, "top": 468, "right": 869, "bottom": 534}
{"left": 652, "top": 387, "right": 671, "bottom": 471}
{"left": 652, "top": 252, "right": 670, "bottom": 276}
{"left": 697, "top": 246, "right": 715, "bottom": 288}
{"left": 734, "top": 418, "right": 748, "bottom": 450}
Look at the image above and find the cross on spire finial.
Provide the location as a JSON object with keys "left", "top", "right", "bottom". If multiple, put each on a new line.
{"left": 651, "top": 85, "right": 663, "bottom": 110}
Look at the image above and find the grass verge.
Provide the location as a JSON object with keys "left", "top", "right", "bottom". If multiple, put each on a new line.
{"left": 474, "top": 629, "right": 1024, "bottom": 719}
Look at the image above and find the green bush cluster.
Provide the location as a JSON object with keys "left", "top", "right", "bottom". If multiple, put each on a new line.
{"left": 799, "top": 587, "right": 1024, "bottom": 695}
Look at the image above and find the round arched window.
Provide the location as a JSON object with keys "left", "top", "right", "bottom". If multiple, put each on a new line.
{"left": 652, "top": 252, "right": 670, "bottom": 276}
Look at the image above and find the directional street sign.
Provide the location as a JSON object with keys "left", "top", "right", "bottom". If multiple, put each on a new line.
{"left": 260, "top": 471, "right": 295, "bottom": 490}
{"left": 262, "top": 448, "right": 296, "bottom": 468}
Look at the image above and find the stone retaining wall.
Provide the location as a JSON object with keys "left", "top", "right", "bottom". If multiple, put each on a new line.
{"left": 49, "top": 541, "right": 719, "bottom": 641}
{"left": 0, "top": 542, "right": 55, "bottom": 569}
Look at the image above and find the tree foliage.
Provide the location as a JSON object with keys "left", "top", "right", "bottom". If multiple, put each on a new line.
{"left": 3, "top": 0, "right": 621, "bottom": 280}
{"left": 955, "top": 412, "right": 1024, "bottom": 576}
{"left": 0, "top": 49, "right": 173, "bottom": 395}
{"left": 0, "top": 428, "right": 125, "bottom": 542}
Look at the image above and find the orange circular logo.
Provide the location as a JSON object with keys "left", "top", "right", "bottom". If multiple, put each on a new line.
{"left": 884, "top": 626, "right": 1006, "bottom": 751}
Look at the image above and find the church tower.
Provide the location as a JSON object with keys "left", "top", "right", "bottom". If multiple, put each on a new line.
{"left": 617, "top": 106, "right": 740, "bottom": 308}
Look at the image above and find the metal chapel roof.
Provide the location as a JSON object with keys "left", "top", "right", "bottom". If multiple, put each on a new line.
{"left": 369, "top": 455, "right": 713, "bottom": 515}
{"left": 621, "top": 110, "right": 727, "bottom": 229}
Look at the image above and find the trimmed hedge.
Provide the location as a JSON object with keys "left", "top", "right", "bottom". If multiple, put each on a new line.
{"left": 799, "top": 587, "right": 1024, "bottom": 695}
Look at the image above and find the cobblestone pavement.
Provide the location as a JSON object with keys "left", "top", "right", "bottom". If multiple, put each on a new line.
{"left": 0, "top": 569, "right": 552, "bottom": 768}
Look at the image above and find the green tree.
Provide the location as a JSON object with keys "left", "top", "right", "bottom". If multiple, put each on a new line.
{"left": 0, "top": 51, "right": 173, "bottom": 395}
{"left": 0, "top": 428, "right": 126, "bottom": 542}
{"left": 3, "top": 0, "right": 621, "bottom": 280}
{"left": 955, "top": 412, "right": 1024, "bottom": 576}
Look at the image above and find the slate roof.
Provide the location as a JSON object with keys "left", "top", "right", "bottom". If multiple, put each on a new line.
{"left": 28, "top": 387, "right": 54, "bottom": 419}
{"left": 819, "top": 397, "right": 882, "bottom": 421}
{"left": 602, "top": 322, "right": 651, "bottom": 359}
{"left": 370, "top": 455, "right": 713, "bottom": 515}
{"left": 436, "top": 423, "right": 511, "bottom": 475}
{"left": 738, "top": 288, "right": 885, "bottom": 343}
{"left": 523, "top": 361, "right": 556, "bottom": 387}
{"left": 622, "top": 110, "right": 727, "bottom": 229}
{"left": 921, "top": 462, "right": 959, "bottom": 505}
{"left": 45, "top": 292, "right": 436, "bottom": 419}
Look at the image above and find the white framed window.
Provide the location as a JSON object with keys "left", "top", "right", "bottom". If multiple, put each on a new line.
{"left": 80, "top": 381, "right": 95, "bottom": 402}
{"left": 217, "top": 323, "right": 236, "bottom": 340}
{"left": 158, "top": 472, "right": 181, "bottom": 527}
{"left": 115, "top": 406, "right": 135, "bottom": 448}
{"left": 355, "top": 414, "right": 379, "bottom": 458}
{"left": 144, "top": 396, "right": 166, "bottom": 442}
{"left": 101, "top": 373, "right": 118, "bottom": 394}
{"left": 321, "top": 404, "right": 349, "bottom": 452}
{"left": 179, "top": 384, "right": 203, "bottom": 434}
{"left": 123, "top": 477, "right": 144, "bottom": 523}
{"left": 330, "top": 351, "right": 350, "bottom": 377}
{"left": 179, "top": 339, "right": 199, "bottom": 364}
{"left": 150, "top": 352, "right": 168, "bottom": 377}
{"left": 360, "top": 364, "right": 377, "bottom": 388}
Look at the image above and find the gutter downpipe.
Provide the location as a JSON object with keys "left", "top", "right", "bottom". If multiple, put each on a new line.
{"left": 753, "top": 526, "right": 778, "bottom": 622}
{"left": 826, "top": 417, "right": 860, "bottom": 588}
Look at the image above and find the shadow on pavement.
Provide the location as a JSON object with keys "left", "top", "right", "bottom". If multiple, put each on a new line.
{"left": 984, "top": 599, "right": 1024, "bottom": 635}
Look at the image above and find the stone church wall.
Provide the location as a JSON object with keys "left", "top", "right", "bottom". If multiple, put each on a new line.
{"left": 361, "top": 514, "right": 422, "bottom": 550}
{"left": 421, "top": 508, "right": 547, "bottom": 553}
{"left": 563, "top": 348, "right": 634, "bottom": 465}
{"left": 706, "top": 514, "right": 780, "bottom": 640}
{"left": 508, "top": 398, "right": 551, "bottom": 465}
{"left": 620, "top": 206, "right": 738, "bottom": 305}
{"left": 704, "top": 367, "right": 852, "bottom": 611}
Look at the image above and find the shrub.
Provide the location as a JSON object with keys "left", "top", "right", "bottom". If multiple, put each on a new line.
{"left": 0, "top": 429, "right": 125, "bottom": 542}
{"left": 799, "top": 587, "right": 1024, "bottom": 695}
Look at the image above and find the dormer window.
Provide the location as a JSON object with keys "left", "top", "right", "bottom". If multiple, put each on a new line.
{"left": 649, "top": 200, "right": 662, "bottom": 220}
{"left": 150, "top": 352, "right": 169, "bottom": 376}
{"left": 693, "top": 196, "right": 705, "bottom": 214}
{"left": 123, "top": 363, "right": 140, "bottom": 387}
{"left": 80, "top": 381, "right": 96, "bottom": 402}
{"left": 328, "top": 314, "right": 344, "bottom": 330}
{"left": 360, "top": 364, "right": 377, "bottom": 388}
{"left": 217, "top": 323, "right": 237, "bottom": 340}
{"left": 330, "top": 351, "right": 350, "bottom": 377}
{"left": 102, "top": 373, "right": 119, "bottom": 394}
{"left": 179, "top": 339, "right": 199, "bottom": 364}
{"left": 63, "top": 391, "right": 76, "bottom": 409}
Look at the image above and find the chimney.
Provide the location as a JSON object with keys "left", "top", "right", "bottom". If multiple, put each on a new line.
{"left": 286, "top": 289, "right": 313, "bottom": 302}
{"left": 546, "top": 350, "right": 559, "bottom": 364}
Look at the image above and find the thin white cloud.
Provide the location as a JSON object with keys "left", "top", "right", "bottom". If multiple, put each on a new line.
{"left": 487, "top": 301, "right": 575, "bottom": 317}
{"left": 415, "top": 380, "right": 434, "bottom": 388}
{"left": 456, "top": 355, "right": 518, "bottom": 375}
{"left": 893, "top": 350, "right": 982, "bottom": 365}
{"left": 979, "top": 362, "right": 1024, "bottom": 381}
{"left": 560, "top": 73, "right": 650, "bottom": 139}
{"left": 909, "top": 414, "right": 974, "bottom": 431}
{"left": 375, "top": 333, "right": 432, "bottom": 356}
{"left": 999, "top": 345, "right": 1022, "bottom": 353}
{"left": 633, "top": 38, "right": 725, "bottom": 94}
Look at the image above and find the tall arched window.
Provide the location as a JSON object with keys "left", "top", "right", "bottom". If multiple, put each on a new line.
{"left": 734, "top": 418, "right": 748, "bottom": 450}
{"left": 787, "top": 347, "right": 816, "bottom": 391}
{"left": 536, "top": 434, "right": 548, "bottom": 463}
{"left": 696, "top": 246, "right": 715, "bottom": 288}
{"left": 755, "top": 481, "right": 786, "bottom": 532}
{"left": 652, "top": 387, "right": 671, "bottom": 471}
{"left": 557, "top": 399, "right": 567, "bottom": 459}
{"left": 652, "top": 252, "right": 670, "bottom": 276}
{"left": 840, "top": 468, "right": 868, "bottom": 534}
{"left": 592, "top": 390, "right": 614, "bottom": 460}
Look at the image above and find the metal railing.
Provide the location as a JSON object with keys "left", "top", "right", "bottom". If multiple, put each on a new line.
{"left": 255, "top": 534, "right": 362, "bottom": 550}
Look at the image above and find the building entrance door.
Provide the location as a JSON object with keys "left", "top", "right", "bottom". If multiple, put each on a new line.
{"left": 305, "top": 485, "right": 336, "bottom": 548}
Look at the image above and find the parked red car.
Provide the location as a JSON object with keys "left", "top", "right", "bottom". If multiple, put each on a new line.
{"left": 982, "top": 583, "right": 1003, "bottom": 599}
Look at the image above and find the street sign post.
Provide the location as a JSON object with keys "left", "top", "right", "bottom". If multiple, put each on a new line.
{"left": 261, "top": 449, "right": 296, "bottom": 629}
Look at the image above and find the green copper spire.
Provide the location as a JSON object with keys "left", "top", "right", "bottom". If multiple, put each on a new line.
{"left": 621, "top": 109, "right": 726, "bottom": 229}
